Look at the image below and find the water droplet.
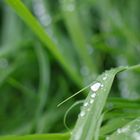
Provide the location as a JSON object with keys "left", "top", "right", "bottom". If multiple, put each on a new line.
{"left": 101, "top": 84, "right": 104, "bottom": 88}
{"left": 84, "top": 102, "right": 88, "bottom": 107}
{"left": 103, "top": 76, "right": 107, "bottom": 80}
{"left": 90, "top": 99, "right": 94, "bottom": 104}
{"left": 91, "top": 93, "right": 96, "bottom": 98}
{"left": 90, "top": 82, "right": 101, "bottom": 92}
{"left": 117, "top": 128, "right": 121, "bottom": 134}
{"left": 80, "top": 111, "right": 85, "bottom": 117}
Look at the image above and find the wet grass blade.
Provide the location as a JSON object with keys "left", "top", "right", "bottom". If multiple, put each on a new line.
{"left": 70, "top": 64, "right": 140, "bottom": 140}
{"left": 70, "top": 66, "right": 127, "bottom": 140}
{"left": 100, "top": 117, "right": 130, "bottom": 137}
{"left": 108, "top": 117, "right": 140, "bottom": 140}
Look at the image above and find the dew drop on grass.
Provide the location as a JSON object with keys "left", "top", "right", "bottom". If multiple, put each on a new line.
{"left": 90, "top": 82, "right": 101, "bottom": 92}
{"left": 84, "top": 102, "right": 88, "bottom": 107}
{"left": 91, "top": 93, "right": 96, "bottom": 98}
{"left": 90, "top": 99, "right": 94, "bottom": 104}
{"left": 80, "top": 111, "right": 85, "bottom": 117}
{"left": 103, "top": 76, "right": 107, "bottom": 80}
{"left": 117, "top": 128, "right": 121, "bottom": 134}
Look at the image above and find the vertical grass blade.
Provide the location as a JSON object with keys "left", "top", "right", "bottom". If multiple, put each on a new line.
{"left": 60, "top": 0, "right": 97, "bottom": 75}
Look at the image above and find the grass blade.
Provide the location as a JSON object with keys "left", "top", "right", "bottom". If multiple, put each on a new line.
{"left": 60, "top": 0, "right": 97, "bottom": 75}
{"left": 70, "top": 64, "right": 140, "bottom": 140}
{"left": 108, "top": 117, "right": 140, "bottom": 140}
{"left": 5, "top": 0, "right": 81, "bottom": 86}
{"left": 70, "top": 66, "right": 127, "bottom": 140}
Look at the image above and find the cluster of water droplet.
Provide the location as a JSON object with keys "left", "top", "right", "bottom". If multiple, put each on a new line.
{"left": 79, "top": 73, "right": 108, "bottom": 117}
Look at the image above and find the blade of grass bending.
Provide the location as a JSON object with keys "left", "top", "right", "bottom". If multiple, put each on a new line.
{"left": 64, "top": 100, "right": 84, "bottom": 132}
{"left": 57, "top": 83, "right": 92, "bottom": 107}
{"left": 70, "top": 65, "right": 140, "bottom": 140}
{"left": 5, "top": 0, "right": 81, "bottom": 86}
{"left": 70, "top": 66, "right": 127, "bottom": 140}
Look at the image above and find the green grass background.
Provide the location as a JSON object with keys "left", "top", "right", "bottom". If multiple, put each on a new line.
{"left": 0, "top": 0, "right": 140, "bottom": 139}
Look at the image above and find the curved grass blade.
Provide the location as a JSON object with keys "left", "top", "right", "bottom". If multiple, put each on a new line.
{"left": 70, "top": 65, "right": 140, "bottom": 140}
{"left": 64, "top": 100, "right": 84, "bottom": 132}
{"left": 57, "top": 84, "right": 91, "bottom": 107}
{"left": 34, "top": 44, "right": 50, "bottom": 132}
{"left": 70, "top": 66, "right": 127, "bottom": 140}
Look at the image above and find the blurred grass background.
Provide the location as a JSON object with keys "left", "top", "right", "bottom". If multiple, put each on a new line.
{"left": 0, "top": 0, "right": 140, "bottom": 138}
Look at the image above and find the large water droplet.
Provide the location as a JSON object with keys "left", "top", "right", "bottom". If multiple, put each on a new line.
{"left": 90, "top": 82, "right": 101, "bottom": 92}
